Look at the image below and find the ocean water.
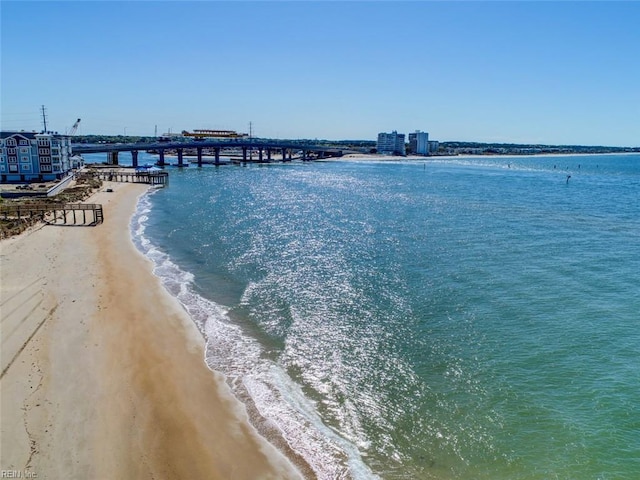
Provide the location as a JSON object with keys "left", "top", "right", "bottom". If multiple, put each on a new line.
{"left": 129, "top": 153, "right": 639, "bottom": 479}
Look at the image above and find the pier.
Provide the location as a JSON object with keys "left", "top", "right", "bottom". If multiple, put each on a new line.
{"left": 88, "top": 169, "right": 169, "bottom": 186}
{"left": 1, "top": 203, "right": 104, "bottom": 226}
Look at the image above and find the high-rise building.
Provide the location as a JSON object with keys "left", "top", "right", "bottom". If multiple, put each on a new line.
{"left": 408, "top": 131, "right": 430, "bottom": 155}
{"left": 377, "top": 131, "right": 406, "bottom": 156}
{"left": 0, "top": 131, "right": 75, "bottom": 182}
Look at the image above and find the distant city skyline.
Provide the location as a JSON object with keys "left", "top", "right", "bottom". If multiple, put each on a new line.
{"left": 1, "top": 1, "right": 639, "bottom": 147}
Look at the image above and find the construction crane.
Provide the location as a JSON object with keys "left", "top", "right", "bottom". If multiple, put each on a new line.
{"left": 68, "top": 118, "right": 81, "bottom": 136}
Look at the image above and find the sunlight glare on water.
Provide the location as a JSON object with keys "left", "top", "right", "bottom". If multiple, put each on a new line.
{"left": 134, "top": 154, "right": 640, "bottom": 479}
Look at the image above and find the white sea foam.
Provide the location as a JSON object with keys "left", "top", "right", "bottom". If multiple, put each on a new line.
{"left": 130, "top": 188, "right": 379, "bottom": 480}
{"left": 127, "top": 156, "right": 640, "bottom": 479}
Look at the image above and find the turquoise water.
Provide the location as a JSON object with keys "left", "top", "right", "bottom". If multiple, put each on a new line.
{"left": 131, "top": 154, "right": 639, "bottom": 479}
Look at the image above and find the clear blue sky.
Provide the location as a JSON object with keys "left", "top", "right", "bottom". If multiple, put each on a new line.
{"left": 2, "top": 1, "right": 639, "bottom": 146}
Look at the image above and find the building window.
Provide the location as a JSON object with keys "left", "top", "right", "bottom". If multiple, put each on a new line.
{"left": 8, "top": 157, "right": 18, "bottom": 163}
{"left": 40, "top": 156, "right": 51, "bottom": 163}
{"left": 19, "top": 139, "right": 29, "bottom": 146}
{"left": 8, "top": 148, "right": 17, "bottom": 155}
{"left": 21, "top": 156, "right": 30, "bottom": 162}
{"left": 38, "top": 148, "right": 50, "bottom": 155}
{"left": 40, "top": 164, "right": 52, "bottom": 172}
{"left": 22, "top": 164, "right": 31, "bottom": 171}
{"left": 20, "top": 147, "right": 29, "bottom": 153}
{"left": 0, "top": 148, "right": 3, "bottom": 154}
{"left": 6, "top": 139, "right": 16, "bottom": 146}
{"left": 9, "top": 165, "right": 19, "bottom": 172}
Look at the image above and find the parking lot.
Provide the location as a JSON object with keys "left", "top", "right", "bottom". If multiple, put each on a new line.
{"left": 1, "top": 182, "right": 55, "bottom": 196}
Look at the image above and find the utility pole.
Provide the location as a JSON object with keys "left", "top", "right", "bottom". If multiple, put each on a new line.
{"left": 249, "top": 121, "right": 253, "bottom": 160}
{"left": 41, "top": 105, "right": 48, "bottom": 132}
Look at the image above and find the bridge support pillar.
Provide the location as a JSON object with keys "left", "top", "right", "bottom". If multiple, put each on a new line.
{"left": 197, "top": 147, "right": 203, "bottom": 167}
{"left": 281, "top": 148, "right": 287, "bottom": 162}
{"left": 302, "top": 150, "right": 307, "bottom": 161}
{"left": 258, "top": 149, "right": 263, "bottom": 162}
{"left": 131, "top": 150, "right": 139, "bottom": 168}
{"left": 158, "top": 149, "right": 165, "bottom": 167}
{"left": 214, "top": 147, "right": 220, "bottom": 166}
{"left": 267, "top": 149, "right": 272, "bottom": 161}
{"left": 177, "top": 148, "right": 184, "bottom": 167}
{"left": 108, "top": 151, "right": 119, "bottom": 165}
{"left": 242, "top": 147, "right": 247, "bottom": 162}
{"left": 288, "top": 149, "right": 292, "bottom": 161}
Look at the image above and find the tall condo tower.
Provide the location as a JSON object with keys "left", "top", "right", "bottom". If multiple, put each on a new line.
{"left": 377, "top": 131, "right": 406, "bottom": 156}
{"left": 408, "top": 131, "right": 430, "bottom": 155}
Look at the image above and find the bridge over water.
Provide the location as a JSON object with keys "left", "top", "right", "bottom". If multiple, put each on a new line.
{"left": 72, "top": 139, "right": 348, "bottom": 167}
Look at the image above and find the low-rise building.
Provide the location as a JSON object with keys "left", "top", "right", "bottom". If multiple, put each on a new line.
{"left": 377, "top": 131, "right": 406, "bottom": 156}
{"left": 0, "top": 131, "right": 75, "bottom": 182}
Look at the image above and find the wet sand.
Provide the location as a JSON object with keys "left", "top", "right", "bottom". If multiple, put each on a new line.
{"left": 0, "top": 181, "right": 302, "bottom": 479}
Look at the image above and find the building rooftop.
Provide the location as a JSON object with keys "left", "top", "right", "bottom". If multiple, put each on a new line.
{"left": 1, "top": 131, "right": 64, "bottom": 139}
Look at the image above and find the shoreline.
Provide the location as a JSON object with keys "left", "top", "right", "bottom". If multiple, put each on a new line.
{"left": 340, "top": 151, "right": 637, "bottom": 161}
{"left": 0, "top": 181, "right": 302, "bottom": 478}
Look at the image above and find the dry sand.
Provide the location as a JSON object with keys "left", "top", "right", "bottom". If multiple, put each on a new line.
{"left": 1, "top": 181, "right": 302, "bottom": 479}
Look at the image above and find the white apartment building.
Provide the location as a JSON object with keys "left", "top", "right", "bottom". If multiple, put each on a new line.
{"left": 408, "top": 131, "right": 430, "bottom": 155}
{"left": 377, "top": 131, "right": 406, "bottom": 156}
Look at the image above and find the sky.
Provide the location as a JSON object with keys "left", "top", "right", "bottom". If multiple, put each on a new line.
{"left": 1, "top": 1, "right": 639, "bottom": 146}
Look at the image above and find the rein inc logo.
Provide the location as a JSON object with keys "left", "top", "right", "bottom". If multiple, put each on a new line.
{"left": 1, "top": 471, "right": 37, "bottom": 478}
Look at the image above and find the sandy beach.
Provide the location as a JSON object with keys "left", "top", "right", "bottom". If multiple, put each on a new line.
{"left": 1, "top": 181, "right": 302, "bottom": 479}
